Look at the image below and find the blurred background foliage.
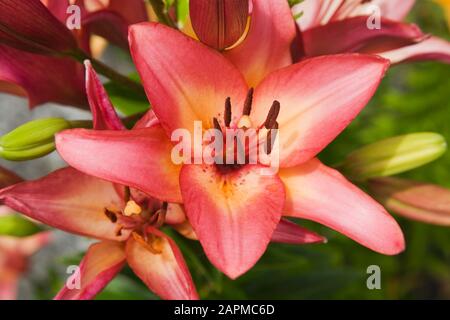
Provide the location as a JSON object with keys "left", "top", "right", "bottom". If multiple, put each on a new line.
{"left": 32, "top": 0, "right": 450, "bottom": 300}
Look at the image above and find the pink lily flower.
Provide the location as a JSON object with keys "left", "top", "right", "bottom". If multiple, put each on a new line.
{"left": 54, "top": 23, "right": 404, "bottom": 279}
{"left": 293, "top": 0, "right": 450, "bottom": 64}
{"left": 0, "top": 62, "right": 198, "bottom": 300}
{"left": 0, "top": 166, "right": 50, "bottom": 300}
{"left": 0, "top": 61, "right": 322, "bottom": 299}
{"left": 0, "top": 225, "right": 51, "bottom": 300}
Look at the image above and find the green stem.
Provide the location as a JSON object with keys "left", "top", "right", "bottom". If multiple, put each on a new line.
{"left": 148, "top": 0, "right": 177, "bottom": 27}
{"left": 70, "top": 50, "right": 145, "bottom": 96}
{"left": 68, "top": 120, "right": 93, "bottom": 129}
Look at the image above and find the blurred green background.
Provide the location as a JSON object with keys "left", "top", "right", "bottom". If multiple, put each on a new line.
{"left": 31, "top": 0, "right": 450, "bottom": 300}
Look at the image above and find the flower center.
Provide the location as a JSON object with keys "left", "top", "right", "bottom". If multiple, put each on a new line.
{"left": 212, "top": 88, "right": 280, "bottom": 170}
{"left": 103, "top": 187, "right": 168, "bottom": 244}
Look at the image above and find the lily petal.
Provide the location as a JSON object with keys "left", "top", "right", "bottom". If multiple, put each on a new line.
{"left": 0, "top": 0, "right": 77, "bottom": 55}
{"left": 379, "top": 36, "right": 450, "bottom": 64}
{"left": 133, "top": 109, "right": 159, "bottom": 129}
{"left": 16, "top": 231, "right": 51, "bottom": 255}
{"left": 129, "top": 22, "right": 248, "bottom": 135}
{"left": 126, "top": 228, "right": 198, "bottom": 300}
{"left": 85, "top": 60, "right": 125, "bottom": 130}
{"left": 41, "top": 0, "right": 71, "bottom": 23}
{"left": 180, "top": 164, "right": 285, "bottom": 279}
{"left": 0, "top": 167, "right": 129, "bottom": 241}
{"left": 0, "top": 45, "right": 87, "bottom": 109}
{"left": 55, "top": 241, "right": 126, "bottom": 300}
{"left": 302, "top": 17, "right": 423, "bottom": 56}
{"left": 165, "top": 203, "right": 187, "bottom": 225}
{"left": 82, "top": 10, "right": 129, "bottom": 50}
{"left": 0, "top": 272, "right": 18, "bottom": 300}
{"left": 272, "top": 218, "right": 326, "bottom": 244}
{"left": 0, "top": 166, "right": 22, "bottom": 189}
{"left": 56, "top": 127, "right": 182, "bottom": 203}
{"left": 294, "top": 0, "right": 415, "bottom": 29}
{"left": 351, "top": 0, "right": 415, "bottom": 21}
{"left": 280, "top": 159, "right": 405, "bottom": 255}
{"left": 225, "top": 0, "right": 296, "bottom": 87}
{"left": 253, "top": 54, "right": 389, "bottom": 168}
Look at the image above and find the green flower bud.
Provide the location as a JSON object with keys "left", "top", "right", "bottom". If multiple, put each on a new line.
{"left": 0, "top": 214, "right": 42, "bottom": 237}
{"left": 340, "top": 133, "right": 447, "bottom": 181}
{"left": 0, "top": 118, "right": 90, "bottom": 161}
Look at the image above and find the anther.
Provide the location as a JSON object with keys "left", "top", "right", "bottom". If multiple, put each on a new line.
{"left": 265, "top": 121, "right": 279, "bottom": 154}
{"left": 124, "top": 200, "right": 142, "bottom": 217}
{"left": 264, "top": 101, "right": 280, "bottom": 129}
{"left": 124, "top": 186, "right": 131, "bottom": 202}
{"left": 104, "top": 209, "right": 117, "bottom": 223}
{"left": 243, "top": 88, "right": 254, "bottom": 116}
{"left": 224, "top": 97, "right": 232, "bottom": 127}
{"left": 213, "top": 117, "right": 222, "bottom": 132}
{"left": 115, "top": 225, "right": 123, "bottom": 236}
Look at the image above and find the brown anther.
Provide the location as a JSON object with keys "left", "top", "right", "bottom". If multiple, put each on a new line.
{"left": 115, "top": 225, "right": 123, "bottom": 236}
{"left": 264, "top": 101, "right": 281, "bottom": 129}
{"left": 224, "top": 97, "right": 232, "bottom": 127}
{"left": 265, "top": 121, "right": 279, "bottom": 154}
{"left": 213, "top": 117, "right": 222, "bottom": 132}
{"left": 243, "top": 88, "right": 254, "bottom": 116}
{"left": 104, "top": 209, "right": 117, "bottom": 223}
{"left": 123, "top": 186, "right": 131, "bottom": 202}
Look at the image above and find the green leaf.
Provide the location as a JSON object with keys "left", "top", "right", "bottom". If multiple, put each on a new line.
{"left": 104, "top": 73, "right": 149, "bottom": 116}
{"left": 0, "top": 214, "right": 43, "bottom": 237}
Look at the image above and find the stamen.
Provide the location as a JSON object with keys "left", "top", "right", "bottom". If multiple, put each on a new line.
{"left": 243, "top": 88, "right": 254, "bottom": 116}
{"left": 265, "top": 121, "right": 279, "bottom": 154}
{"left": 264, "top": 101, "right": 280, "bottom": 129}
{"left": 124, "top": 200, "right": 142, "bottom": 217}
{"left": 224, "top": 97, "right": 232, "bottom": 127}
{"left": 115, "top": 225, "right": 123, "bottom": 236}
{"left": 213, "top": 117, "right": 222, "bottom": 132}
{"left": 123, "top": 186, "right": 131, "bottom": 202}
{"left": 104, "top": 209, "right": 117, "bottom": 223}
{"left": 154, "top": 201, "right": 168, "bottom": 228}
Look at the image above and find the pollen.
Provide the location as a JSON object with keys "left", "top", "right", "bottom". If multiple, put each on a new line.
{"left": 124, "top": 200, "right": 142, "bottom": 216}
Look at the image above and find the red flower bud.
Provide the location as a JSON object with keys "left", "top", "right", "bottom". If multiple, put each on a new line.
{"left": 190, "top": 0, "right": 249, "bottom": 50}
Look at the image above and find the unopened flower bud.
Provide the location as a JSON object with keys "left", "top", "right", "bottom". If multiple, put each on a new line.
{"left": 0, "top": 213, "right": 42, "bottom": 237}
{"left": 0, "top": 118, "right": 90, "bottom": 161}
{"left": 190, "top": 0, "right": 249, "bottom": 50}
{"left": 369, "top": 177, "right": 450, "bottom": 226}
{"left": 341, "top": 133, "right": 447, "bottom": 180}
